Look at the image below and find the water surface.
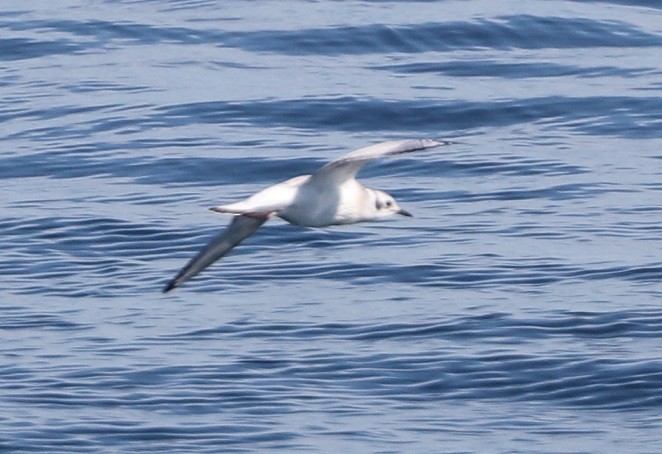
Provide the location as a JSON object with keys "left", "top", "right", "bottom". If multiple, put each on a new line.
{"left": 1, "top": 0, "right": 661, "bottom": 452}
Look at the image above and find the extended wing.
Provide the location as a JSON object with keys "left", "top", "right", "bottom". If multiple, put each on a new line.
{"left": 309, "top": 139, "right": 450, "bottom": 186}
{"left": 163, "top": 215, "right": 268, "bottom": 292}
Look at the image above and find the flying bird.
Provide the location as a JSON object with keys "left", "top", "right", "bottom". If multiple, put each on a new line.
{"left": 163, "top": 139, "right": 450, "bottom": 292}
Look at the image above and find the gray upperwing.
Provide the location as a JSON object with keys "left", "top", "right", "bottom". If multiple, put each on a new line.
{"left": 310, "top": 139, "right": 449, "bottom": 186}
{"left": 163, "top": 215, "right": 268, "bottom": 293}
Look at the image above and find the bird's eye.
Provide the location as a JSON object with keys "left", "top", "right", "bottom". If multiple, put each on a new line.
{"left": 386, "top": 201, "right": 392, "bottom": 207}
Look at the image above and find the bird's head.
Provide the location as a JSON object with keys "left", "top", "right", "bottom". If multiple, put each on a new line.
{"left": 370, "top": 190, "right": 413, "bottom": 219}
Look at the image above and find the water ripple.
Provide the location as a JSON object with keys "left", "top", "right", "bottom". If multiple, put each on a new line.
{"left": 146, "top": 96, "right": 660, "bottom": 137}
{"left": 5, "top": 15, "right": 658, "bottom": 60}
{"left": 220, "top": 16, "right": 662, "bottom": 55}
{"left": 2, "top": 1, "right": 661, "bottom": 451}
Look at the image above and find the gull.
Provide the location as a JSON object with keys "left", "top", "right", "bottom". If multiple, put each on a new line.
{"left": 163, "top": 139, "right": 450, "bottom": 292}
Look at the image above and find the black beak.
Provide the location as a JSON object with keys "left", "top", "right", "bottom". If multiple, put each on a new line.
{"left": 398, "top": 208, "right": 413, "bottom": 217}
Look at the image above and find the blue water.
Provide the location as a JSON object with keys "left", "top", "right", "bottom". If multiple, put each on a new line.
{"left": 1, "top": 0, "right": 661, "bottom": 452}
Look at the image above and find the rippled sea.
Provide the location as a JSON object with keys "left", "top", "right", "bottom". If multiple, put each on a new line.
{"left": 1, "top": 1, "right": 661, "bottom": 452}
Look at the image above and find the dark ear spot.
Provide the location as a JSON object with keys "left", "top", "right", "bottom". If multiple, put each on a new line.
{"left": 375, "top": 200, "right": 383, "bottom": 210}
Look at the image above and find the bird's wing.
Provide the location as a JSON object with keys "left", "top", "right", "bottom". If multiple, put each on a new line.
{"left": 209, "top": 174, "right": 308, "bottom": 217}
{"left": 309, "top": 139, "right": 450, "bottom": 186}
{"left": 163, "top": 215, "right": 269, "bottom": 292}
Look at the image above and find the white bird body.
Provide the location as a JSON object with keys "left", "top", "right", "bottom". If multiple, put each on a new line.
{"left": 213, "top": 175, "right": 308, "bottom": 220}
{"left": 163, "top": 139, "right": 450, "bottom": 292}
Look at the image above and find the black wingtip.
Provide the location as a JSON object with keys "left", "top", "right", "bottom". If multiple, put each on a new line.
{"left": 435, "top": 138, "right": 461, "bottom": 146}
{"left": 162, "top": 280, "right": 177, "bottom": 293}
